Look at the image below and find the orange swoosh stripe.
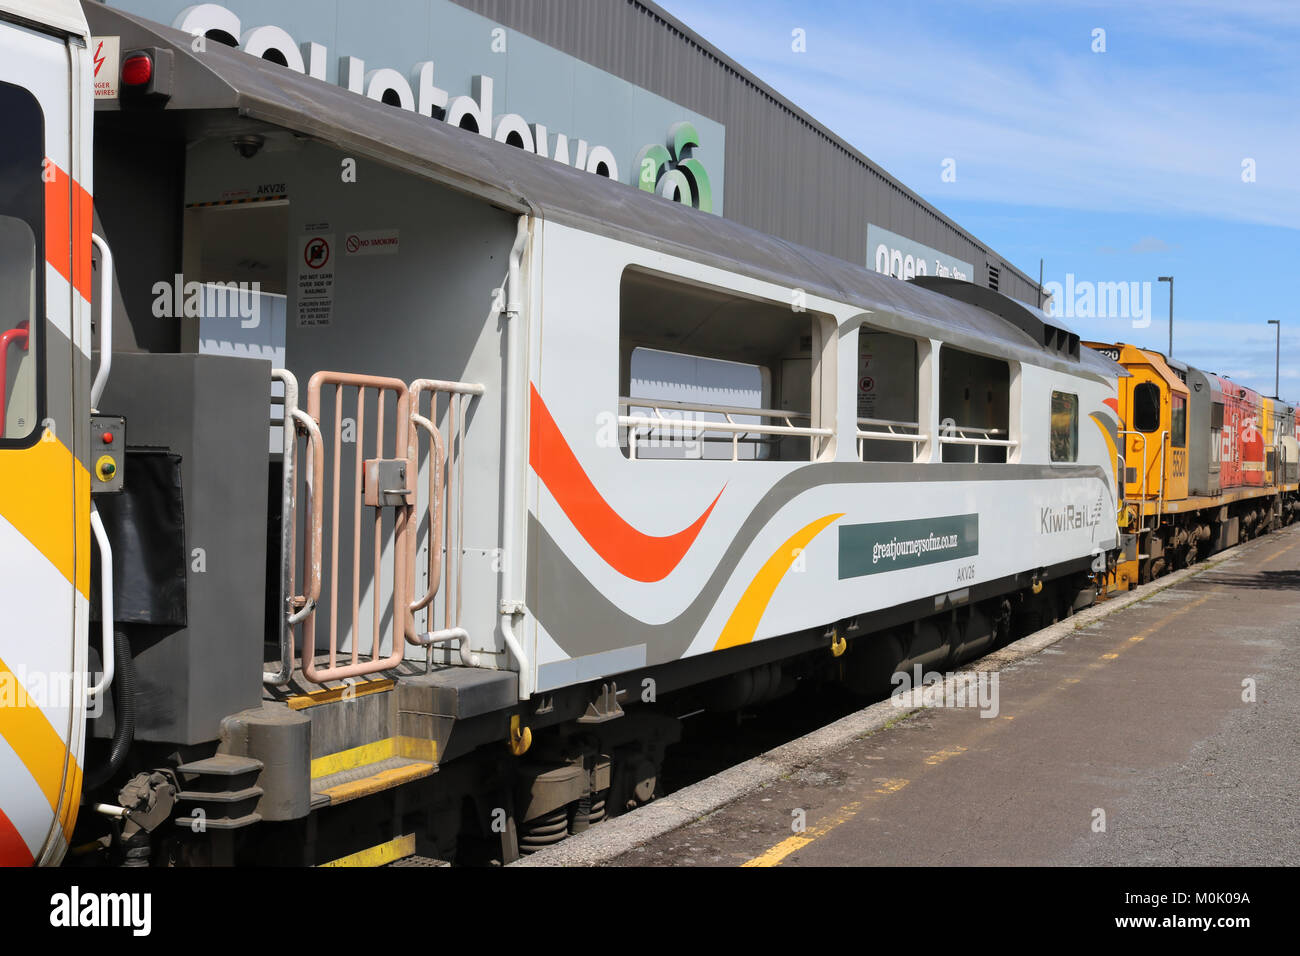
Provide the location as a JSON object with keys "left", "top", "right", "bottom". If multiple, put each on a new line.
{"left": 714, "top": 513, "right": 844, "bottom": 650}
{"left": 45, "top": 159, "right": 94, "bottom": 302}
{"left": 529, "top": 384, "right": 723, "bottom": 582}
{"left": 0, "top": 806, "right": 34, "bottom": 866}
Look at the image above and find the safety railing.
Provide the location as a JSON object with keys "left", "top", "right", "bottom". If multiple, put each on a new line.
{"left": 406, "top": 378, "right": 485, "bottom": 667}
{"left": 618, "top": 396, "right": 832, "bottom": 462}
{"left": 1156, "top": 430, "right": 1169, "bottom": 527}
{"left": 937, "top": 424, "right": 1017, "bottom": 463}
{"left": 292, "top": 371, "right": 413, "bottom": 683}
{"left": 856, "top": 416, "right": 926, "bottom": 461}
{"left": 269, "top": 371, "right": 490, "bottom": 685}
{"left": 1119, "top": 430, "right": 1148, "bottom": 506}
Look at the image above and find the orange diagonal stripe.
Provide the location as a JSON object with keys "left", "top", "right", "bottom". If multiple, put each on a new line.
{"left": 0, "top": 655, "right": 73, "bottom": 812}
{"left": 44, "top": 159, "right": 94, "bottom": 302}
{"left": 0, "top": 806, "right": 34, "bottom": 866}
{"left": 529, "top": 384, "right": 723, "bottom": 582}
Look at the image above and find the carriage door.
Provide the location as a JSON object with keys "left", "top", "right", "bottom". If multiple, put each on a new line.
{"left": 0, "top": 16, "right": 89, "bottom": 866}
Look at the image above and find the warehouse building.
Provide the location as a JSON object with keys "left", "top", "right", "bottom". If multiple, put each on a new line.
{"left": 85, "top": 0, "right": 1039, "bottom": 363}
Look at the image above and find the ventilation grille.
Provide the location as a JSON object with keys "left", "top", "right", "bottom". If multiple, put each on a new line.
{"left": 987, "top": 264, "right": 1000, "bottom": 292}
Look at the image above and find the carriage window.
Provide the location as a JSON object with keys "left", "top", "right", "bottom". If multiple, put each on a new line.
{"left": 938, "top": 346, "right": 1011, "bottom": 463}
{"left": 1171, "top": 394, "right": 1187, "bottom": 447}
{"left": 1050, "top": 391, "right": 1078, "bottom": 462}
{"left": 856, "top": 328, "right": 921, "bottom": 462}
{"left": 0, "top": 82, "right": 44, "bottom": 445}
{"left": 1133, "top": 382, "right": 1161, "bottom": 433}
{"left": 618, "top": 267, "right": 834, "bottom": 462}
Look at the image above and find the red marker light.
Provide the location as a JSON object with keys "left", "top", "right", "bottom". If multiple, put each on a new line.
{"left": 102, "top": 432, "right": 114, "bottom": 444}
{"left": 121, "top": 53, "right": 152, "bottom": 87}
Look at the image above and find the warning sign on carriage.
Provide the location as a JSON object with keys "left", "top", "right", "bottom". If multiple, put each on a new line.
{"left": 91, "top": 37, "right": 120, "bottom": 99}
{"left": 297, "top": 232, "right": 334, "bottom": 327}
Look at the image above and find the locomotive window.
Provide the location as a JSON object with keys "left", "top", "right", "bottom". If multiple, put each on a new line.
{"left": 1050, "top": 391, "right": 1078, "bottom": 462}
{"left": 0, "top": 82, "right": 44, "bottom": 446}
{"left": 618, "top": 267, "right": 835, "bottom": 462}
{"left": 1133, "top": 382, "right": 1161, "bottom": 433}
{"left": 1171, "top": 394, "right": 1187, "bottom": 447}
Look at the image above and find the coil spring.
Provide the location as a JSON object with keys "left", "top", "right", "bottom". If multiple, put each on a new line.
{"left": 518, "top": 806, "right": 570, "bottom": 855}
{"left": 584, "top": 791, "right": 608, "bottom": 827}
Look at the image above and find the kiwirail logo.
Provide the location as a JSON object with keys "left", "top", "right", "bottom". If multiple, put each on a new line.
{"left": 1039, "top": 499, "right": 1104, "bottom": 534}
{"left": 890, "top": 665, "right": 1000, "bottom": 718}
{"left": 49, "top": 887, "right": 151, "bottom": 936}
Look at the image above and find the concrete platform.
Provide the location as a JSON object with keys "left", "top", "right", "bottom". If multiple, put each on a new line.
{"left": 524, "top": 523, "right": 1300, "bottom": 867}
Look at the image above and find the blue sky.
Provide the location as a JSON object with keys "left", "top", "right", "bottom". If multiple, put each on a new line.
{"left": 657, "top": 0, "right": 1300, "bottom": 399}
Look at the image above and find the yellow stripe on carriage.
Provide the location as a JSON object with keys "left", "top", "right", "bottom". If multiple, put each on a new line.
{"left": 0, "top": 433, "right": 91, "bottom": 598}
{"left": 714, "top": 513, "right": 844, "bottom": 651}
{"left": 0, "top": 655, "right": 77, "bottom": 812}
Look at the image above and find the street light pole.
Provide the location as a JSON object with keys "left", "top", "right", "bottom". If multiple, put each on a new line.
{"left": 1158, "top": 276, "right": 1173, "bottom": 356}
{"left": 1268, "top": 319, "right": 1280, "bottom": 398}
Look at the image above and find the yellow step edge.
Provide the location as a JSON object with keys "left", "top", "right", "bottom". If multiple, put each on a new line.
{"left": 316, "top": 762, "right": 435, "bottom": 805}
{"left": 287, "top": 677, "right": 396, "bottom": 711}
{"left": 311, "top": 736, "right": 438, "bottom": 779}
{"left": 320, "top": 833, "right": 416, "bottom": 868}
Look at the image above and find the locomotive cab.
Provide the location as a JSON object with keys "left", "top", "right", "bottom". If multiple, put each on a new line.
{"left": 1086, "top": 343, "right": 1189, "bottom": 504}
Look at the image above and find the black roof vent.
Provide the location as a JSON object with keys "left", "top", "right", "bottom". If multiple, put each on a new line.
{"left": 909, "top": 276, "right": 1080, "bottom": 360}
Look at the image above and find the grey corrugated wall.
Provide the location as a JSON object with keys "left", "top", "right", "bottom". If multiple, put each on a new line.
{"left": 451, "top": 0, "right": 1041, "bottom": 307}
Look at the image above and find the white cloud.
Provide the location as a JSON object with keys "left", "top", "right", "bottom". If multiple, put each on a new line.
{"left": 660, "top": 1, "right": 1300, "bottom": 228}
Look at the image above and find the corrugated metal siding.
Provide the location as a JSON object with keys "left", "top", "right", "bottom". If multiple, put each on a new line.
{"left": 453, "top": 0, "right": 1040, "bottom": 305}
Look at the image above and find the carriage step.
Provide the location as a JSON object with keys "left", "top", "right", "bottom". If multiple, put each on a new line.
{"left": 174, "top": 755, "right": 265, "bottom": 830}
{"left": 176, "top": 755, "right": 264, "bottom": 776}
{"left": 310, "top": 737, "right": 438, "bottom": 806}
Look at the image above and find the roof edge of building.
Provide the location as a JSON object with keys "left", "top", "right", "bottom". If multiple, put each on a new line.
{"left": 628, "top": 0, "right": 1040, "bottom": 293}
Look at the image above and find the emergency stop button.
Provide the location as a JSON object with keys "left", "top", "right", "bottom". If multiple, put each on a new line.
{"left": 90, "top": 414, "right": 125, "bottom": 494}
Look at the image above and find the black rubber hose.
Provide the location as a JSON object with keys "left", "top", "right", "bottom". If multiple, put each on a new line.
{"left": 85, "top": 628, "right": 135, "bottom": 792}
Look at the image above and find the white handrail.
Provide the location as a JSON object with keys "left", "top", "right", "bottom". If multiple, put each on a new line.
{"left": 89, "top": 234, "right": 112, "bottom": 410}
{"left": 86, "top": 505, "right": 114, "bottom": 700}
{"left": 619, "top": 396, "right": 809, "bottom": 420}
{"left": 619, "top": 415, "right": 829, "bottom": 439}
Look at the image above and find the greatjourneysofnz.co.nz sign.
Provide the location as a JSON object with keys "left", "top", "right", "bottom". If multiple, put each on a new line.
{"left": 116, "top": 0, "right": 723, "bottom": 212}
{"left": 838, "top": 514, "right": 980, "bottom": 579}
